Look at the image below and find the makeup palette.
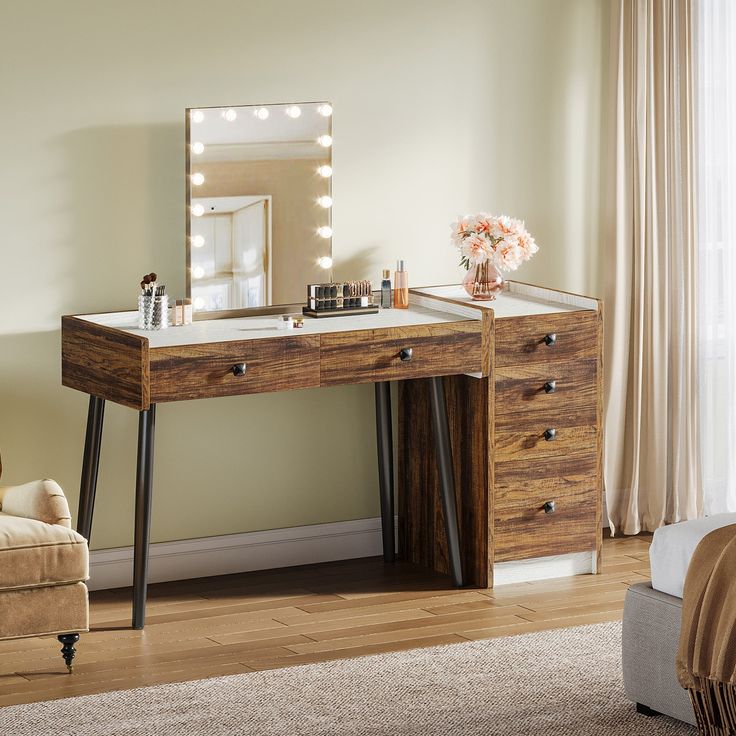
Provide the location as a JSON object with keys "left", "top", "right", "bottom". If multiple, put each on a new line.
{"left": 303, "top": 281, "right": 378, "bottom": 318}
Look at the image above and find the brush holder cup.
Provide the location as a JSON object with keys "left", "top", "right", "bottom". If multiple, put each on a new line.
{"left": 138, "top": 294, "right": 169, "bottom": 330}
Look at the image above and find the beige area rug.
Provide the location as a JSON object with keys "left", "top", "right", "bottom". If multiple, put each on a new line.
{"left": 0, "top": 622, "right": 694, "bottom": 735}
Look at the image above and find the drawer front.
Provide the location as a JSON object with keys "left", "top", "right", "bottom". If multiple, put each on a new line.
{"left": 493, "top": 452, "right": 599, "bottom": 561}
{"left": 494, "top": 357, "right": 598, "bottom": 431}
{"left": 494, "top": 359, "right": 597, "bottom": 419}
{"left": 494, "top": 424, "right": 597, "bottom": 463}
{"left": 494, "top": 491, "right": 598, "bottom": 562}
{"left": 320, "top": 322, "right": 482, "bottom": 386}
{"left": 495, "top": 311, "right": 599, "bottom": 367}
{"left": 149, "top": 336, "right": 321, "bottom": 402}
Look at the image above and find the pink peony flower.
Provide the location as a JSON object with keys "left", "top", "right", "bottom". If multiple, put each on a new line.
{"left": 451, "top": 211, "right": 538, "bottom": 272}
{"left": 461, "top": 233, "right": 493, "bottom": 265}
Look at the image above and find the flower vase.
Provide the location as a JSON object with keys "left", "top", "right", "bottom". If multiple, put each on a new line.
{"left": 462, "top": 261, "right": 504, "bottom": 301}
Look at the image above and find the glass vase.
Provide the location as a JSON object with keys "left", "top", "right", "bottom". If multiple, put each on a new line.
{"left": 462, "top": 261, "right": 504, "bottom": 301}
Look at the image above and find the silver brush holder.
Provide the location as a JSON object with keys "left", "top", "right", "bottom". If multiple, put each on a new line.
{"left": 138, "top": 294, "right": 169, "bottom": 330}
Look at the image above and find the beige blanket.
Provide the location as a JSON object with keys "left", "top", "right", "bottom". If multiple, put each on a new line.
{"left": 676, "top": 523, "right": 736, "bottom": 735}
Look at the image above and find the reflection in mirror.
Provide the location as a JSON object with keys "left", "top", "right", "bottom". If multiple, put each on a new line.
{"left": 186, "top": 102, "right": 333, "bottom": 312}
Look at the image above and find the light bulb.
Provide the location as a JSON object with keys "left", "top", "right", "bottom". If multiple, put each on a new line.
{"left": 191, "top": 141, "right": 205, "bottom": 155}
{"left": 192, "top": 235, "right": 205, "bottom": 248}
{"left": 192, "top": 266, "right": 205, "bottom": 279}
{"left": 317, "top": 195, "right": 333, "bottom": 208}
{"left": 285, "top": 105, "right": 302, "bottom": 118}
{"left": 317, "top": 104, "right": 333, "bottom": 117}
{"left": 317, "top": 134, "right": 333, "bottom": 148}
{"left": 191, "top": 172, "right": 205, "bottom": 186}
{"left": 254, "top": 107, "right": 269, "bottom": 120}
{"left": 191, "top": 204, "right": 205, "bottom": 217}
{"left": 317, "top": 164, "right": 332, "bottom": 178}
{"left": 193, "top": 296, "right": 206, "bottom": 309}
{"left": 191, "top": 110, "right": 204, "bottom": 123}
{"left": 222, "top": 108, "right": 238, "bottom": 121}
{"left": 318, "top": 256, "right": 333, "bottom": 269}
{"left": 317, "top": 226, "right": 333, "bottom": 238}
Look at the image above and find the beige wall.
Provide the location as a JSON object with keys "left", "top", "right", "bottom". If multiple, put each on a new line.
{"left": 0, "top": 0, "right": 608, "bottom": 550}
{"left": 198, "top": 158, "right": 327, "bottom": 305}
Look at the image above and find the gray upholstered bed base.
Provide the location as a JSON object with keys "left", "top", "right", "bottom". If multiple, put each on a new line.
{"left": 622, "top": 582, "right": 696, "bottom": 726}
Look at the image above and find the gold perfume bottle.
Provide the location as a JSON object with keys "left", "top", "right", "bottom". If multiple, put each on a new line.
{"left": 394, "top": 260, "right": 409, "bottom": 309}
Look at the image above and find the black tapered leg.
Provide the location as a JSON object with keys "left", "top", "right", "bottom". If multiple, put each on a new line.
{"left": 58, "top": 633, "right": 80, "bottom": 673}
{"left": 428, "top": 377, "right": 463, "bottom": 587}
{"left": 132, "top": 405, "right": 156, "bottom": 630}
{"left": 375, "top": 382, "right": 395, "bottom": 563}
{"left": 77, "top": 396, "right": 105, "bottom": 542}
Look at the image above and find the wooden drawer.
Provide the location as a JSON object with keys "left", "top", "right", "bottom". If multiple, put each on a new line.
{"left": 495, "top": 311, "right": 599, "bottom": 367}
{"left": 493, "top": 451, "right": 599, "bottom": 561}
{"left": 495, "top": 424, "right": 597, "bottom": 463}
{"left": 494, "top": 490, "right": 598, "bottom": 562}
{"left": 149, "top": 336, "right": 321, "bottom": 402}
{"left": 320, "top": 322, "right": 483, "bottom": 386}
{"left": 494, "top": 359, "right": 597, "bottom": 417}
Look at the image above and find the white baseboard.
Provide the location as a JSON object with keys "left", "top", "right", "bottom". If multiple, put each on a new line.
{"left": 493, "top": 550, "right": 596, "bottom": 586}
{"left": 88, "top": 516, "right": 391, "bottom": 591}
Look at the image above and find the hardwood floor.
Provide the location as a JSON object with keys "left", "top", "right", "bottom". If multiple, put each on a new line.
{"left": 0, "top": 534, "right": 651, "bottom": 708}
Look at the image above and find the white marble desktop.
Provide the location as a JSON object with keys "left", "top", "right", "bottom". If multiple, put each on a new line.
{"left": 413, "top": 284, "right": 599, "bottom": 317}
{"left": 78, "top": 303, "right": 473, "bottom": 348}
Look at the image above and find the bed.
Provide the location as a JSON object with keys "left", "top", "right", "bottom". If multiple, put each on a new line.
{"left": 622, "top": 512, "right": 736, "bottom": 726}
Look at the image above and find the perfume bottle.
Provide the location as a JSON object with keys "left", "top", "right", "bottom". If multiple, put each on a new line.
{"left": 394, "top": 260, "right": 409, "bottom": 309}
{"left": 380, "top": 269, "right": 392, "bottom": 308}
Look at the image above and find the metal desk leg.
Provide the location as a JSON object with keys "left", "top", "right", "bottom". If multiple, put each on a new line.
{"left": 77, "top": 395, "right": 105, "bottom": 543}
{"left": 132, "top": 405, "right": 156, "bottom": 630}
{"left": 428, "top": 377, "right": 463, "bottom": 587}
{"left": 375, "top": 381, "right": 395, "bottom": 563}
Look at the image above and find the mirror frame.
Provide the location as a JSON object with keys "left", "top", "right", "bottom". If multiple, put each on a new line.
{"left": 185, "top": 102, "right": 333, "bottom": 319}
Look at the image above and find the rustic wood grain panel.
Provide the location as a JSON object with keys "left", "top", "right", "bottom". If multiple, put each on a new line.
{"left": 149, "top": 336, "right": 320, "bottom": 403}
{"left": 320, "top": 322, "right": 483, "bottom": 387}
{"left": 494, "top": 359, "right": 597, "bottom": 416}
{"left": 398, "top": 374, "right": 492, "bottom": 588}
{"left": 493, "top": 402, "right": 597, "bottom": 434}
{"left": 494, "top": 425, "right": 598, "bottom": 463}
{"left": 494, "top": 311, "right": 598, "bottom": 367}
{"left": 594, "top": 303, "right": 604, "bottom": 570}
{"left": 61, "top": 316, "right": 149, "bottom": 409}
{"left": 494, "top": 450, "right": 598, "bottom": 501}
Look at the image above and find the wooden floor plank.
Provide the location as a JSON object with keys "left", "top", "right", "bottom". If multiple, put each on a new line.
{"left": 0, "top": 534, "right": 651, "bottom": 707}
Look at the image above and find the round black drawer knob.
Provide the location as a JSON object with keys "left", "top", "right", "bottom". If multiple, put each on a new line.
{"left": 231, "top": 363, "right": 247, "bottom": 376}
{"left": 543, "top": 380, "right": 557, "bottom": 394}
{"left": 543, "top": 333, "right": 557, "bottom": 346}
{"left": 543, "top": 428, "right": 557, "bottom": 441}
{"left": 543, "top": 500, "right": 556, "bottom": 514}
{"left": 399, "top": 348, "right": 413, "bottom": 362}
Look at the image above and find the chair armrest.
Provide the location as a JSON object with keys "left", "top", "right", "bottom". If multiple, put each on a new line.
{"left": 0, "top": 479, "right": 72, "bottom": 527}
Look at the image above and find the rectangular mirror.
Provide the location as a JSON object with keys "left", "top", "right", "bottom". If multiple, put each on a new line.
{"left": 186, "top": 102, "right": 333, "bottom": 313}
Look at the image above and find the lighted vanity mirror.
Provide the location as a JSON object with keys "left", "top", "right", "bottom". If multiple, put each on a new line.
{"left": 186, "top": 102, "right": 333, "bottom": 313}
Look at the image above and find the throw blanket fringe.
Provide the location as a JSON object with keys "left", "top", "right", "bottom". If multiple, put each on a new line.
{"left": 688, "top": 676, "right": 736, "bottom": 735}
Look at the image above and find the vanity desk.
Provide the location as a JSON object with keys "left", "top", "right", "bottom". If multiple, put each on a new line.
{"left": 61, "top": 292, "right": 489, "bottom": 628}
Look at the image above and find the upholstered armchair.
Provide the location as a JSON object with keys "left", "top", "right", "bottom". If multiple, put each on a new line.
{"left": 0, "top": 454, "right": 89, "bottom": 671}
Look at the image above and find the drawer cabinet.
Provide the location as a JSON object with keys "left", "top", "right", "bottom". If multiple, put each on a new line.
{"left": 493, "top": 311, "right": 600, "bottom": 563}
{"left": 399, "top": 282, "right": 603, "bottom": 588}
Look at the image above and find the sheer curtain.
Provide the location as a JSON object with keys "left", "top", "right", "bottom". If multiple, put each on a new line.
{"left": 696, "top": 0, "right": 736, "bottom": 515}
{"left": 605, "top": 0, "right": 700, "bottom": 534}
